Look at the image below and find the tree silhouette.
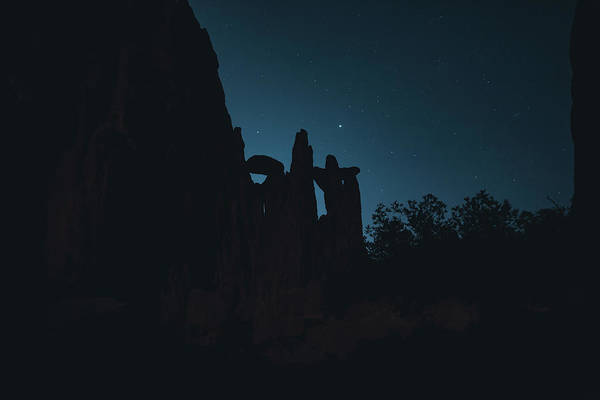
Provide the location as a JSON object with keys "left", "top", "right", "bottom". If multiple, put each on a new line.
{"left": 365, "top": 193, "right": 457, "bottom": 261}
{"left": 517, "top": 197, "right": 572, "bottom": 240}
{"left": 363, "top": 189, "right": 575, "bottom": 307}
{"left": 402, "top": 194, "right": 456, "bottom": 246}
{"left": 365, "top": 201, "right": 412, "bottom": 262}
{"left": 450, "top": 190, "right": 520, "bottom": 241}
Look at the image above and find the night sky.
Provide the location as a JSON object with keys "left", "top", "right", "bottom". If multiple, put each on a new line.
{"left": 190, "top": 0, "right": 576, "bottom": 226}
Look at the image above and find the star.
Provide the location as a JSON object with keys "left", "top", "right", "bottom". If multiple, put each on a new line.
{"left": 338, "top": 124, "right": 343, "bottom": 128}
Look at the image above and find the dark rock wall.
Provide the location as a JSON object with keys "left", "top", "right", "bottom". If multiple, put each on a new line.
{"left": 570, "top": 0, "right": 599, "bottom": 237}
{"left": 19, "top": 0, "right": 364, "bottom": 344}
{"left": 35, "top": 1, "right": 244, "bottom": 302}
{"left": 569, "top": 1, "right": 599, "bottom": 365}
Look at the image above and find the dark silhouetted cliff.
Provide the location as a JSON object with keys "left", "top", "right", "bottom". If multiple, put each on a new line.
{"left": 15, "top": 1, "right": 364, "bottom": 349}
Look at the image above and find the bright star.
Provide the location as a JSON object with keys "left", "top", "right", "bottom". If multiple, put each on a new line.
{"left": 338, "top": 124, "right": 343, "bottom": 128}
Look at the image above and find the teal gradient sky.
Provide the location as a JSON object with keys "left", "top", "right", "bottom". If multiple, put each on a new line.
{"left": 190, "top": 0, "right": 575, "bottom": 227}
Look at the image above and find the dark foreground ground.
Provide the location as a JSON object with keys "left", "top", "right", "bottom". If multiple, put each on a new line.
{"left": 47, "top": 292, "right": 597, "bottom": 399}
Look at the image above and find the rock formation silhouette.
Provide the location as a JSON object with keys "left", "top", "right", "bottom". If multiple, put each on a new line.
{"left": 313, "top": 155, "right": 360, "bottom": 217}
{"left": 247, "top": 155, "right": 285, "bottom": 177}
{"left": 21, "top": 0, "right": 364, "bottom": 347}
{"left": 571, "top": 0, "right": 599, "bottom": 242}
{"left": 569, "top": 0, "right": 600, "bottom": 378}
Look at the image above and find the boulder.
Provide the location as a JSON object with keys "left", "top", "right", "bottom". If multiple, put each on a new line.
{"left": 247, "top": 155, "right": 284, "bottom": 176}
